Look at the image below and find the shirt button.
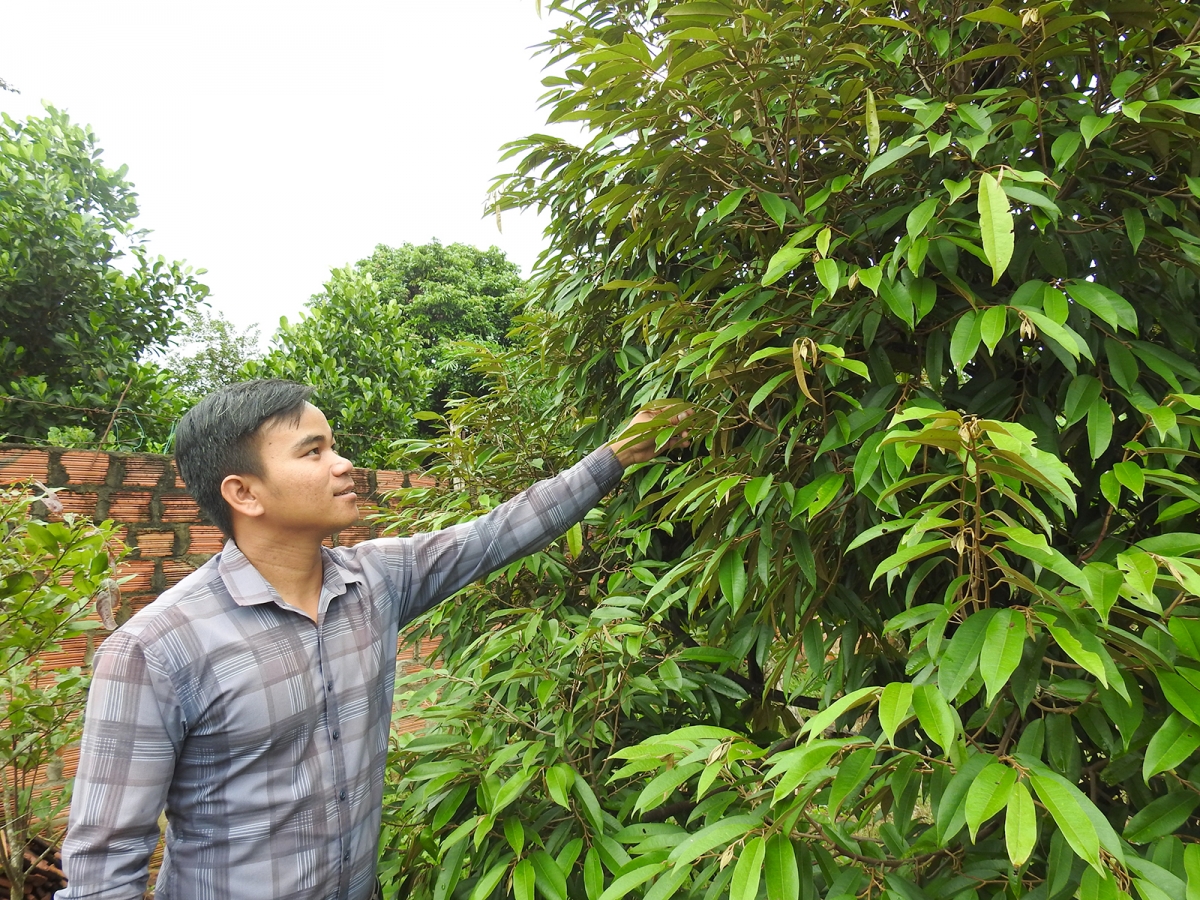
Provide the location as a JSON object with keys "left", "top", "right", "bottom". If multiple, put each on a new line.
{"left": 326, "top": 680, "right": 334, "bottom": 692}
{"left": 339, "top": 789, "right": 347, "bottom": 801}
{"left": 332, "top": 729, "right": 340, "bottom": 740}
{"left": 343, "top": 852, "right": 351, "bottom": 863}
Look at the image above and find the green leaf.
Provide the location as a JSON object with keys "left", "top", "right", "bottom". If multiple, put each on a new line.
{"left": 1185, "top": 844, "right": 1200, "bottom": 900}
{"left": 978, "top": 173, "right": 1014, "bottom": 285}
{"left": 759, "top": 192, "right": 787, "bottom": 229}
{"left": 828, "top": 746, "right": 875, "bottom": 815}
{"left": 668, "top": 815, "right": 763, "bottom": 867}
{"left": 913, "top": 683, "right": 958, "bottom": 751}
{"left": 943, "top": 176, "right": 971, "bottom": 204}
{"left": 573, "top": 771, "right": 604, "bottom": 831}
{"left": 469, "top": 860, "right": 512, "bottom": 900}
{"left": 762, "top": 248, "right": 810, "bottom": 286}
{"left": 938, "top": 609, "right": 996, "bottom": 701}
{"left": 966, "top": 762, "right": 1018, "bottom": 841}
{"left": 1147, "top": 710, "right": 1200, "bottom": 782}
{"left": 598, "top": 861, "right": 667, "bottom": 900}
{"left": 1064, "top": 374, "right": 1103, "bottom": 426}
{"left": 800, "top": 686, "right": 881, "bottom": 740}
{"left": 531, "top": 850, "right": 569, "bottom": 900}
{"left": 980, "top": 608, "right": 1027, "bottom": 704}
{"left": 1112, "top": 461, "right": 1144, "bottom": 499}
{"left": 566, "top": 523, "right": 584, "bottom": 558}
{"left": 979, "top": 306, "right": 1006, "bottom": 355}
{"left": 547, "top": 764, "right": 575, "bottom": 808}
{"left": 906, "top": 196, "right": 939, "bottom": 240}
{"left": 814, "top": 258, "right": 840, "bottom": 296}
{"left": 1005, "top": 781, "right": 1037, "bottom": 866}
{"left": 865, "top": 88, "right": 880, "bottom": 158}
{"left": 862, "top": 139, "right": 926, "bottom": 182}
{"left": 1080, "top": 114, "right": 1114, "bottom": 148}
{"left": 950, "top": 310, "right": 981, "bottom": 372}
{"left": 514, "top": 859, "right": 535, "bottom": 900}
{"left": 1156, "top": 668, "right": 1200, "bottom": 727}
{"left": 878, "top": 681, "right": 914, "bottom": 744}
{"left": 716, "top": 188, "right": 750, "bottom": 221}
{"left": 1062, "top": 281, "right": 1138, "bottom": 333}
{"left": 1052, "top": 132, "right": 1082, "bottom": 169}
{"left": 764, "top": 834, "right": 799, "bottom": 900}
{"left": 1029, "top": 774, "right": 1101, "bottom": 870}
{"left": 1087, "top": 396, "right": 1114, "bottom": 460}
{"left": 730, "top": 836, "right": 766, "bottom": 900}
{"left": 1123, "top": 792, "right": 1200, "bottom": 843}
{"left": 1124, "top": 207, "right": 1146, "bottom": 254}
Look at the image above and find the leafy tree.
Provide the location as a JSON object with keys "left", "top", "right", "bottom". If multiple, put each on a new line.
{"left": 0, "top": 106, "right": 208, "bottom": 447}
{"left": 242, "top": 267, "right": 429, "bottom": 467}
{"left": 355, "top": 241, "right": 525, "bottom": 414}
{"left": 378, "top": 1, "right": 1200, "bottom": 899}
{"left": 1, "top": 486, "right": 118, "bottom": 899}
{"left": 162, "top": 307, "right": 261, "bottom": 402}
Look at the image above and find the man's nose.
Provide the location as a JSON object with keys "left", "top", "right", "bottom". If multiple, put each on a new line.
{"left": 332, "top": 453, "right": 354, "bottom": 474}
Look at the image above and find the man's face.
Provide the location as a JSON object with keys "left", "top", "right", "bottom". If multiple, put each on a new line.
{"left": 249, "top": 403, "right": 360, "bottom": 537}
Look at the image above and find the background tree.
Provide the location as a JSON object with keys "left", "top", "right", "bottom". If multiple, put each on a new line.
{"left": 378, "top": 2, "right": 1200, "bottom": 899}
{"left": 355, "top": 241, "right": 524, "bottom": 415}
{"left": 0, "top": 106, "right": 208, "bottom": 449}
{"left": 161, "top": 307, "right": 261, "bottom": 402}
{"left": 242, "top": 266, "right": 429, "bottom": 467}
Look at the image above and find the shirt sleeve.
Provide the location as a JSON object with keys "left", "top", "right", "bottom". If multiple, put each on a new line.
{"left": 369, "top": 445, "right": 625, "bottom": 631}
{"left": 56, "top": 629, "right": 184, "bottom": 900}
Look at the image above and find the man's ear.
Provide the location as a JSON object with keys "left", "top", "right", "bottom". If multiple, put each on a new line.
{"left": 220, "top": 474, "right": 266, "bottom": 521}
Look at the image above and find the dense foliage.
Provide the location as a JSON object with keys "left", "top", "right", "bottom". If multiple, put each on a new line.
{"left": 245, "top": 242, "right": 524, "bottom": 466}
{"left": 242, "top": 266, "right": 430, "bottom": 467}
{"left": 162, "top": 307, "right": 261, "bottom": 403}
{"left": 379, "top": 1, "right": 1200, "bottom": 899}
{"left": 355, "top": 241, "right": 524, "bottom": 417}
{"left": 0, "top": 487, "right": 117, "bottom": 898}
{"left": 0, "top": 107, "right": 208, "bottom": 448}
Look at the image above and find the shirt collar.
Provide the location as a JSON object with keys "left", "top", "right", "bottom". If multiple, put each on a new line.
{"left": 217, "top": 539, "right": 365, "bottom": 610}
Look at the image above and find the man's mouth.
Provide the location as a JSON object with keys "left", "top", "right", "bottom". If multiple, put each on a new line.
{"left": 334, "top": 487, "right": 357, "bottom": 498}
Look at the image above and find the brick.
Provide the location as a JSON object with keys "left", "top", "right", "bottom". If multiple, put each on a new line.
{"left": 160, "top": 494, "right": 202, "bottom": 522}
{"left": 186, "top": 525, "right": 226, "bottom": 555}
{"left": 173, "top": 466, "right": 188, "bottom": 489}
{"left": 57, "top": 491, "right": 98, "bottom": 518}
{"left": 162, "top": 560, "right": 196, "bottom": 587}
{"left": 408, "top": 473, "right": 437, "bottom": 489}
{"left": 393, "top": 717, "right": 426, "bottom": 735}
{"left": 374, "top": 470, "right": 407, "bottom": 494}
{"left": 134, "top": 530, "right": 176, "bottom": 557}
{"left": 122, "top": 455, "right": 167, "bottom": 486}
{"left": 0, "top": 448, "right": 49, "bottom": 484}
{"left": 61, "top": 451, "right": 109, "bottom": 484}
{"left": 336, "top": 526, "right": 372, "bottom": 547}
{"left": 116, "top": 558, "right": 156, "bottom": 592}
{"left": 351, "top": 468, "right": 372, "bottom": 495}
{"left": 106, "top": 491, "right": 152, "bottom": 522}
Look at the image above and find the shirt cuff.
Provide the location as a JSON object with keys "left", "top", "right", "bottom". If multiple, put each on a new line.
{"left": 582, "top": 445, "right": 625, "bottom": 496}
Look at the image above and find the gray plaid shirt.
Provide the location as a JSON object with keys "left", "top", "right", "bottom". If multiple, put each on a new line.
{"left": 57, "top": 448, "right": 623, "bottom": 900}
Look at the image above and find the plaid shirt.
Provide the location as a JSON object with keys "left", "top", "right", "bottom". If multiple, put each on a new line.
{"left": 57, "top": 448, "right": 623, "bottom": 900}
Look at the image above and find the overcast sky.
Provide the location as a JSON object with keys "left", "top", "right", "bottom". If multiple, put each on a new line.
{"left": 1, "top": 1, "right": 571, "bottom": 341}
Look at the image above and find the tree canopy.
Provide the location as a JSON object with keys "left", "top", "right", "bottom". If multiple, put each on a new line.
{"left": 245, "top": 241, "right": 524, "bottom": 466}
{"left": 378, "top": 1, "right": 1200, "bottom": 899}
{"left": 0, "top": 107, "right": 208, "bottom": 448}
{"left": 356, "top": 241, "right": 524, "bottom": 414}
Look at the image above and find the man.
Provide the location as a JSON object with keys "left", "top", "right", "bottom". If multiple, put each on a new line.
{"left": 56, "top": 379, "right": 687, "bottom": 900}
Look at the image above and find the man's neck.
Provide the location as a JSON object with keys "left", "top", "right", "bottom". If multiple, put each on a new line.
{"left": 231, "top": 529, "right": 326, "bottom": 621}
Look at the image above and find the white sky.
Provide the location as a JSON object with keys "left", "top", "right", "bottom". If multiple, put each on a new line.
{"left": 1, "top": 1, "right": 571, "bottom": 341}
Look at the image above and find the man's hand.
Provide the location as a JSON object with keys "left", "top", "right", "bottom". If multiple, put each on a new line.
{"left": 607, "top": 401, "right": 693, "bottom": 468}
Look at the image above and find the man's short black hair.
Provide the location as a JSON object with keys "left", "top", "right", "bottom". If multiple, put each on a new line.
{"left": 175, "top": 380, "right": 314, "bottom": 537}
